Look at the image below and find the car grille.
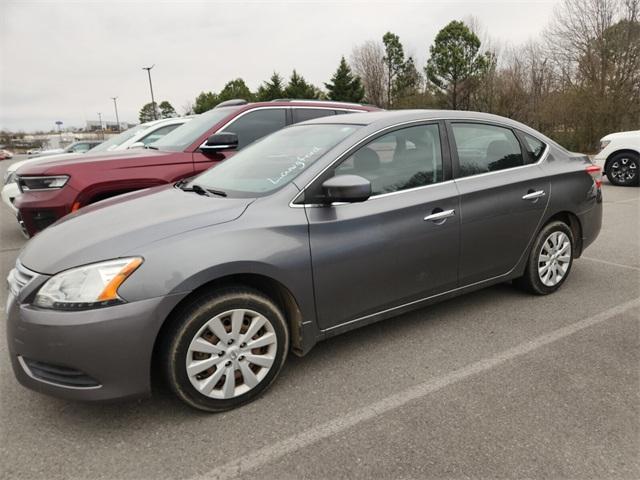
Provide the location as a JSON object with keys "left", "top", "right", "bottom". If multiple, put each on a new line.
{"left": 7, "top": 261, "right": 36, "bottom": 297}
{"left": 19, "top": 357, "right": 101, "bottom": 388}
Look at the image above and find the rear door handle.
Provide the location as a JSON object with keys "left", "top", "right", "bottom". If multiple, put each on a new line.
{"left": 424, "top": 209, "right": 455, "bottom": 222}
{"left": 522, "top": 190, "right": 546, "bottom": 201}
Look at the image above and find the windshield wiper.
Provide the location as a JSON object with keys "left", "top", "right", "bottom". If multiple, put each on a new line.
{"left": 145, "top": 145, "right": 159, "bottom": 150}
{"left": 177, "top": 181, "right": 227, "bottom": 198}
{"left": 207, "top": 188, "right": 227, "bottom": 197}
{"left": 176, "top": 179, "right": 226, "bottom": 197}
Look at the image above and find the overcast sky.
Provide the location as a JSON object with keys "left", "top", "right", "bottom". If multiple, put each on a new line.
{"left": 0, "top": 0, "right": 558, "bottom": 132}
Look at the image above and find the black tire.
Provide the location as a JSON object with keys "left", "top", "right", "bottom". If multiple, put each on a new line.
{"left": 162, "top": 287, "right": 289, "bottom": 412}
{"left": 514, "top": 221, "right": 574, "bottom": 295}
{"left": 606, "top": 151, "right": 640, "bottom": 187}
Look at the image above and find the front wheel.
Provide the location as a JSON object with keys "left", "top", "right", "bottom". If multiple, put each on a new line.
{"left": 606, "top": 152, "right": 639, "bottom": 186}
{"left": 163, "top": 287, "right": 289, "bottom": 412}
{"left": 515, "top": 221, "right": 574, "bottom": 295}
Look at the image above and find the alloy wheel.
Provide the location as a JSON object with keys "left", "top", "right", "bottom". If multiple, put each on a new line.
{"left": 610, "top": 156, "right": 637, "bottom": 184}
{"left": 186, "top": 309, "right": 277, "bottom": 399}
{"left": 538, "top": 231, "right": 571, "bottom": 287}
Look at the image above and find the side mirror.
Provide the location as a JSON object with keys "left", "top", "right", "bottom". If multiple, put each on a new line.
{"left": 200, "top": 132, "right": 239, "bottom": 152}
{"left": 321, "top": 175, "right": 371, "bottom": 204}
{"left": 128, "top": 142, "right": 145, "bottom": 149}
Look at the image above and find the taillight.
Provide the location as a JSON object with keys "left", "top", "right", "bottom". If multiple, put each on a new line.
{"left": 586, "top": 164, "right": 602, "bottom": 188}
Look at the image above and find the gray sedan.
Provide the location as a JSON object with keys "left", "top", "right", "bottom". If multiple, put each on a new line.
{"left": 6, "top": 110, "right": 603, "bottom": 411}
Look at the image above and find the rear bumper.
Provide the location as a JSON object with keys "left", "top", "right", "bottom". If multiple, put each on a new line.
{"left": 6, "top": 289, "right": 186, "bottom": 402}
{"left": 577, "top": 189, "right": 603, "bottom": 254}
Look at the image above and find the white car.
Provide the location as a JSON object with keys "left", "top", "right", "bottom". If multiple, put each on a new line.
{"left": 1, "top": 117, "right": 191, "bottom": 213}
{"left": 593, "top": 130, "right": 640, "bottom": 187}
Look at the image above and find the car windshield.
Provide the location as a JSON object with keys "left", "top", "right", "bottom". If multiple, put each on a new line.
{"left": 90, "top": 124, "right": 147, "bottom": 152}
{"left": 188, "top": 124, "right": 360, "bottom": 197}
{"left": 151, "top": 107, "right": 241, "bottom": 152}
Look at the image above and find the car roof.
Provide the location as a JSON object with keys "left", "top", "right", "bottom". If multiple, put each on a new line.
{"left": 300, "top": 109, "right": 524, "bottom": 127}
{"left": 297, "top": 109, "right": 563, "bottom": 145}
{"left": 225, "top": 100, "right": 379, "bottom": 113}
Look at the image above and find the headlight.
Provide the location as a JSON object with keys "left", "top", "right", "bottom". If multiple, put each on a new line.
{"left": 34, "top": 257, "right": 143, "bottom": 310}
{"left": 18, "top": 175, "right": 69, "bottom": 192}
{"left": 3, "top": 170, "right": 15, "bottom": 185}
{"left": 599, "top": 140, "right": 611, "bottom": 151}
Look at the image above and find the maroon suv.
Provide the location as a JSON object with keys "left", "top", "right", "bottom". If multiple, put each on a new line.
{"left": 15, "top": 100, "right": 379, "bottom": 236}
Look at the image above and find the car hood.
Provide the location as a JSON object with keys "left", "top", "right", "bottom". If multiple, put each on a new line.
{"left": 7, "top": 153, "right": 82, "bottom": 174}
{"left": 601, "top": 130, "right": 640, "bottom": 141}
{"left": 16, "top": 148, "right": 174, "bottom": 175}
{"left": 19, "top": 185, "right": 254, "bottom": 274}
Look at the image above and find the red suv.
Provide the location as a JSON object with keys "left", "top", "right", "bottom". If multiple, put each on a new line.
{"left": 15, "top": 100, "right": 379, "bottom": 236}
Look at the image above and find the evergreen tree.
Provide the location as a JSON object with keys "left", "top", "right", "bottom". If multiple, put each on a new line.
{"left": 138, "top": 102, "right": 158, "bottom": 122}
{"left": 159, "top": 101, "right": 177, "bottom": 118}
{"left": 324, "top": 57, "right": 365, "bottom": 102}
{"left": 393, "top": 56, "right": 422, "bottom": 100}
{"left": 382, "top": 32, "right": 405, "bottom": 107}
{"left": 217, "top": 78, "right": 254, "bottom": 103}
{"left": 193, "top": 91, "right": 219, "bottom": 114}
{"left": 425, "top": 20, "right": 489, "bottom": 110}
{"left": 256, "top": 72, "right": 285, "bottom": 101}
{"left": 284, "top": 70, "right": 319, "bottom": 99}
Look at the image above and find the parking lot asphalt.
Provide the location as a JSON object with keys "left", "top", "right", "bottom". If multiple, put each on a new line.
{"left": 1, "top": 156, "right": 638, "bottom": 480}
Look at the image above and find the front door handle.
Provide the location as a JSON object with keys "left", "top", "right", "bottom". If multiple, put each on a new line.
{"left": 522, "top": 190, "right": 546, "bottom": 201}
{"left": 424, "top": 209, "right": 455, "bottom": 223}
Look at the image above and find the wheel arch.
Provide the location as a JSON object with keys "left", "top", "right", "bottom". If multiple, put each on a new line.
{"left": 150, "top": 272, "right": 308, "bottom": 389}
{"left": 543, "top": 211, "right": 583, "bottom": 257}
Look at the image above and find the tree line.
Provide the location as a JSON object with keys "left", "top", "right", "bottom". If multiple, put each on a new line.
{"left": 143, "top": 0, "right": 639, "bottom": 152}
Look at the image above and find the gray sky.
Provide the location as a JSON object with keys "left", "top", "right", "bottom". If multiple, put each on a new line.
{"left": 0, "top": 0, "right": 558, "bottom": 132}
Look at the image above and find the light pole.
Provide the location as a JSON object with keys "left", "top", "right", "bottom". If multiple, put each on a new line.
{"left": 142, "top": 65, "right": 157, "bottom": 120}
{"left": 97, "top": 112, "right": 104, "bottom": 140}
{"left": 111, "top": 96, "right": 121, "bottom": 132}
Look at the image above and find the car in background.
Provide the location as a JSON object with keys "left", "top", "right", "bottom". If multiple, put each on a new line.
{"left": 14, "top": 100, "right": 379, "bottom": 236}
{"left": 0, "top": 149, "right": 13, "bottom": 160}
{"left": 2, "top": 117, "right": 190, "bottom": 214}
{"left": 594, "top": 130, "right": 639, "bottom": 186}
{"left": 5, "top": 110, "right": 602, "bottom": 411}
{"left": 26, "top": 140, "right": 103, "bottom": 158}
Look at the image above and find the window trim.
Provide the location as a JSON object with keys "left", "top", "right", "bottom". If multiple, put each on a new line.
{"left": 445, "top": 120, "right": 548, "bottom": 180}
{"left": 291, "top": 119, "right": 451, "bottom": 207}
{"left": 514, "top": 129, "right": 547, "bottom": 165}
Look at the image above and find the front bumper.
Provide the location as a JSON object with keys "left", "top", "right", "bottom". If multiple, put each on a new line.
{"left": 6, "top": 268, "right": 186, "bottom": 401}
{"left": 13, "top": 185, "right": 79, "bottom": 236}
{"left": 1, "top": 182, "right": 19, "bottom": 213}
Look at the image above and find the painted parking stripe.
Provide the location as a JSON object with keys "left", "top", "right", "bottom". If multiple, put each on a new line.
{"left": 195, "top": 298, "right": 640, "bottom": 480}
{"left": 582, "top": 256, "right": 640, "bottom": 271}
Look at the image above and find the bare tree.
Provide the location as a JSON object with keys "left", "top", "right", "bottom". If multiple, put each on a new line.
{"left": 351, "top": 41, "right": 387, "bottom": 107}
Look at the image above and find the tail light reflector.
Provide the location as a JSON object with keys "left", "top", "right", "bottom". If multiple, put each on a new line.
{"left": 586, "top": 164, "right": 602, "bottom": 188}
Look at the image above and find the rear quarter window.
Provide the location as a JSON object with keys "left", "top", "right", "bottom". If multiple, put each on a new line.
{"left": 522, "top": 133, "right": 547, "bottom": 163}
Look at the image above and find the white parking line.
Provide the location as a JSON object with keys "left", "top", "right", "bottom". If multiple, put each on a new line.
{"left": 195, "top": 298, "right": 640, "bottom": 480}
{"left": 582, "top": 256, "right": 640, "bottom": 271}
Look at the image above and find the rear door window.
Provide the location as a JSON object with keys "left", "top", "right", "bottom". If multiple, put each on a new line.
{"left": 451, "top": 123, "right": 524, "bottom": 177}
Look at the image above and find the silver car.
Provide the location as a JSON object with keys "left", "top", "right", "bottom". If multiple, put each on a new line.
{"left": 6, "top": 110, "right": 603, "bottom": 412}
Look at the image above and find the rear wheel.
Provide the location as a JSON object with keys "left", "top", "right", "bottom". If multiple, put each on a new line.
{"left": 163, "top": 287, "right": 289, "bottom": 412}
{"left": 606, "top": 152, "right": 639, "bottom": 186}
{"left": 515, "top": 221, "right": 574, "bottom": 295}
